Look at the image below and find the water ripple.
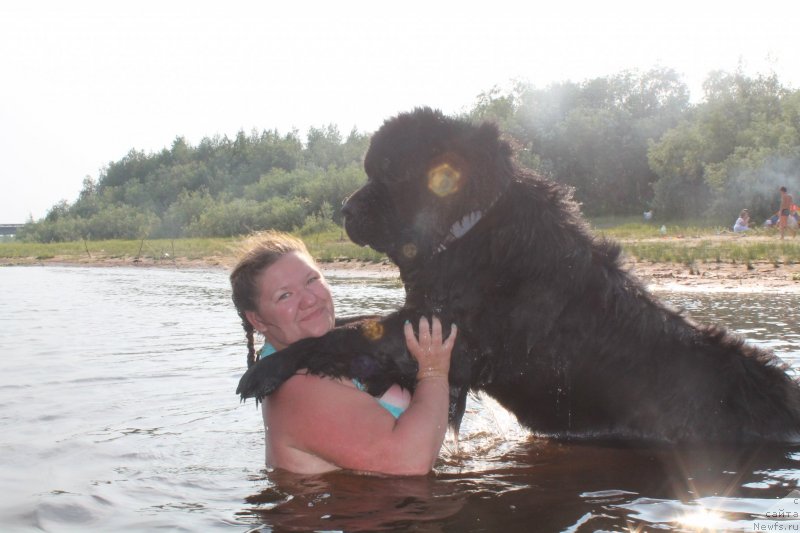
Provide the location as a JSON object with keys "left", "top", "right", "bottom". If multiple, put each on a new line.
{"left": 1, "top": 266, "right": 799, "bottom": 532}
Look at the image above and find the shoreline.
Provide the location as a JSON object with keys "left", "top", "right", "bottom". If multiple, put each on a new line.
{"left": 4, "top": 254, "right": 800, "bottom": 293}
{"left": 322, "top": 258, "right": 800, "bottom": 294}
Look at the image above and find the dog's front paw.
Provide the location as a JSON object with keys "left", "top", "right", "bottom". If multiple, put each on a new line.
{"left": 236, "top": 357, "right": 296, "bottom": 401}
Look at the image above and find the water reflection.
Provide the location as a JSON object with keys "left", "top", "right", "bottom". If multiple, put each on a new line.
{"left": 245, "top": 470, "right": 466, "bottom": 531}
{"left": 327, "top": 275, "right": 406, "bottom": 316}
{"left": 244, "top": 441, "right": 800, "bottom": 532}
{"left": 659, "top": 291, "right": 800, "bottom": 369}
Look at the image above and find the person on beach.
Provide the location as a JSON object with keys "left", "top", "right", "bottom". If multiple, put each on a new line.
{"left": 777, "top": 186, "right": 797, "bottom": 239}
{"left": 230, "top": 231, "right": 457, "bottom": 475}
{"left": 733, "top": 209, "right": 750, "bottom": 233}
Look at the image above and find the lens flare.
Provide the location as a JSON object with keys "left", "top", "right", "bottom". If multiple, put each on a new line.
{"left": 401, "top": 243, "right": 417, "bottom": 259}
{"left": 676, "top": 507, "right": 725, "bottom": 531}
{"left": 427, "top": 163, "right": 462, "bottom": 197}
{"left": 361, "top": 319, "right": 384, "bottom": 341}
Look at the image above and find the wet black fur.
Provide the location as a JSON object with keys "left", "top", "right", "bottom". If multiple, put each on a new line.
{"left": 237, "top": 107, "right": 800, "bottom": 443}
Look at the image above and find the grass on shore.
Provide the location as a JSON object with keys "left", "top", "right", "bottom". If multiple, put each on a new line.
{"left": 596, "top": 220, "right": 800, "bottom": 266}
{"left": 0, "top": 230, "right": 386, "bottom": 266}
{"left": 622, "top": 240, "right": 800, "bottom": 267}
{"left": 1, "top": 223, "right": 798, "bottom": 267}
{"left": 0, "top": 237, "right": 235, "bottom": 263}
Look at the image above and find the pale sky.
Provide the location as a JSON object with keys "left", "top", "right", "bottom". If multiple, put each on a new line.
{"left": 1, "top": 0, "right": 797, "bottom": 222}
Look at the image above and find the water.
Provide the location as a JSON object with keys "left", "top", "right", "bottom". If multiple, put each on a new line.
{"left": 1, "top": 265, "right": 799, "bottom": 532}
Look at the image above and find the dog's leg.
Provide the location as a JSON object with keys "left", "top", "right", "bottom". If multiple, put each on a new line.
{"left": 236, "top": 314, "right": 416, "bottom": 401}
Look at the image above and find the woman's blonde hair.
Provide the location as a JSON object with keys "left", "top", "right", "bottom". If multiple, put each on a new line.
{"left": 230, "top": 230, "right": 312, "bottom": 368}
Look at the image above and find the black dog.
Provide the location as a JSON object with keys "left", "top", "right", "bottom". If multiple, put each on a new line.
{"left": 238, "top": 107, "right": 800, "bottom": 443}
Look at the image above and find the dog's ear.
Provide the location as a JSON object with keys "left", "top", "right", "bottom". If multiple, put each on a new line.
{"left": 465, "top": 121, "right": 515, "bottom": 196}
{"left": 475, "top": 121, "right": 501, "bottom": 143}
{"left": 474, "top": 122, "right": 513, "bottom": 168}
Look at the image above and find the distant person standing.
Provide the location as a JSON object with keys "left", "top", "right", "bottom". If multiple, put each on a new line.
{"left": 777, "top": 186, "right": 797, "bottom": 239}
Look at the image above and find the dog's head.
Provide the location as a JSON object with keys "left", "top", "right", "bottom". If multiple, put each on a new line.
{"left": 343, "top": 107, "right": 514, "bottom": 267}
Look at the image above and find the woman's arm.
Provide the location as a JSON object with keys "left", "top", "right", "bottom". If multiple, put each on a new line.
{"left": 266, "top": 317, "right": 456, "bottom": 475}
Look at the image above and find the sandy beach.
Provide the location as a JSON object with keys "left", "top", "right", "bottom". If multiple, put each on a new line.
{"left": 8, "top": 251, "right": 800, "bottom": 294}
{"left": 321, "top": 257, "right": 800, "bottom": 294}
{"left": 622, "top": 258, "right": 800, "bottom": 294}
{"left": 318, "top": 232, "right": 800, "bottom": 293}
{"left": 4, "top": 232, "right": 800, "bottom": 293}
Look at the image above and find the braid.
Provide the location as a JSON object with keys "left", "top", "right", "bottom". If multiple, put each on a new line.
{"left": 244, "top": 318, "right": 256, "bottom": 369}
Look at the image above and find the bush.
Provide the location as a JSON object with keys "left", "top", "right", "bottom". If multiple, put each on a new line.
{"left": 186, "top": 197, "right": 308, "bottom": 237}
{"left": 83, "top": 205, "right": 160, "bottom": 240}
{"left": 17, "top": 217, "right": 86, "bottom": 242}
{"left": 298, "top": 201, "right": 338, "bottom": 235}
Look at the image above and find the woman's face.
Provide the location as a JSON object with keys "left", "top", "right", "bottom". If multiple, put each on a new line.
{"left": 245, "top": 251, "right": 335, "bottom": 350}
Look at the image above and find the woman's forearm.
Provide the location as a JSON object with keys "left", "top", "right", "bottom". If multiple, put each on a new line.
{"left": 383, "top": 376, "right": 450, "bottom": 475}
{"left": 365, "top": 316, "right": 454, "bottom": 476}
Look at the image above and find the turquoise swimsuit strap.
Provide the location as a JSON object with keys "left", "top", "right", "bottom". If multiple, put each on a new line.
{"left": 259, "top": 342, "right": 405, "bottom": 419}
{"left": 257, "top": 342, "right": 277, "bottom": 359}
{"left": 376, "top": 399, "right": 406, "bottom": 419}
{"left": 352, "top": 379, "right": 405, "bottom": 419}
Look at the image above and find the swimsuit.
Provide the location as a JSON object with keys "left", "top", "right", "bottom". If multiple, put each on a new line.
{"left": 352, "top": 380, "right": 406, "bottom": 418}
{"left": 258, "top": 343, "right": 407, "bottom": 419}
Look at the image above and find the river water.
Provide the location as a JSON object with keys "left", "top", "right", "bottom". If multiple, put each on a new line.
{"left": 1, "top": 265, "right": 799, "bottom": 532}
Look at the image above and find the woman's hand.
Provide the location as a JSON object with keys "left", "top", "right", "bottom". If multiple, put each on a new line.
{"left": 404, "top": 316, "right": 457, "bottom": 382}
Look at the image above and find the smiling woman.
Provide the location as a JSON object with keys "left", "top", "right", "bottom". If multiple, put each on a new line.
{"left": 230, "top": 231, "right": 347, "bottom": 369}
{"left": 229, "top": 230, "right": 457, "bottom": 475}
{"left": 243, "top": 249, "right": 336, "bottom": 352}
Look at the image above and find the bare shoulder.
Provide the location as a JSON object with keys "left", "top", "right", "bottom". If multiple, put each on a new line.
{"left": 274, "top": 371, "right": 356, "bottom": 399}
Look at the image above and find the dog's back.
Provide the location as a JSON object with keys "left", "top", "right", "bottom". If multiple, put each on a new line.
{"left": 422, "top": 173, "right": 800, "bottom": 442}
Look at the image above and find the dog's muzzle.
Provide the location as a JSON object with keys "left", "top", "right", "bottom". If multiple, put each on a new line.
{"left": 341, "top": 187, "right": 371, "bottom": 246}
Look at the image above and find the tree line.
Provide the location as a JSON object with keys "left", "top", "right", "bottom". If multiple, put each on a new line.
{"left": 19, "top": 67, "right": 800, "bottom": 242}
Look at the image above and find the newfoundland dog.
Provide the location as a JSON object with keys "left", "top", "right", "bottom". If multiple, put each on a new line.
{"left": 237, "top": 107, "right": 800, "bottom": 443}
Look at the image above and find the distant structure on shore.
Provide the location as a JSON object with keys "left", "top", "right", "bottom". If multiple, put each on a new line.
{"left": 0, "top": 224, "right": 24, "bottom": 236}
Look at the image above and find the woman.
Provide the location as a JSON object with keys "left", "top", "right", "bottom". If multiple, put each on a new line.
{"left": 230, "top": 231, "right": 457, "bottom": 475}
{"left": 733, "top": 208, "right": 750, "bottom": 233}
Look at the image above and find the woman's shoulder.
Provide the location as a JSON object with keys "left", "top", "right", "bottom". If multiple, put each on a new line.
{"left": 276, "top": 371, "right": 356, "bottom": 397}
{"left": 268, "top": 372, "right": 364, "bottom": 426}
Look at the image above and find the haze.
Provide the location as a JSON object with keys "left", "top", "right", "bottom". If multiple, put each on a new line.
{"left": 1, "top": 0, "right": 797, "bottom": 222}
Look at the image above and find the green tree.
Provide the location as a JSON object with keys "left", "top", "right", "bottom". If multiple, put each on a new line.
{"left": 306, "top": 125, "right": 345, "bottom": 168}
{"left": 648, "top": 124, "right": 711, "bottom": 218}
{"left": 291, "top": 163, "right": 366, "bottom": 224}
{"left": 510, "top": 68, "right": 689, "bottom": 214}
{"left": 83, "top": 204, "right": 159, "bottom": 240}
{"left": 158, "top": 189, "right": 216, "bottom": 238}
{"left": 649, "top": 69, "right": 800, "bottom": 221}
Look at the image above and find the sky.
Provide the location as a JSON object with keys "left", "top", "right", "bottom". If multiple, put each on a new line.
{"left": 1, "top": 0, "right": 798, "bottom": 223}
